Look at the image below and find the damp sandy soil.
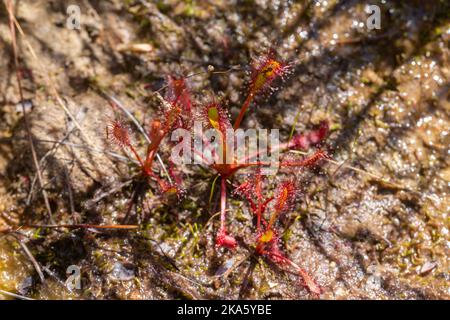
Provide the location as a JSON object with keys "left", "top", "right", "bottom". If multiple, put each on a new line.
{"left": 0, "top": 0, "right": 449, "bottom": 300}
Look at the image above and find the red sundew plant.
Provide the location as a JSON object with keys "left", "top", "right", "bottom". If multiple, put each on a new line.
{"left": 107, "top": 117, "right": 175, "bottom": 195}
{"left": 235, "top": 174, "right": 322, "bottom": 295}
{"left": 106, "top": 77, "right": 192, "bottom": 196}
{"left": 106, "top": 49, "right": 330, "bottom": 294}
{"left": 185, "top": 65, "right": 328, "bottom": 251}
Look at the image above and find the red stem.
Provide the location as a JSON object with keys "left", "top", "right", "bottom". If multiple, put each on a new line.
{"left": 128, "top": 144, "right": 145, "bottom": 168}
{"left": 144, "top": 148, "right": 156, "bottom": 172}
{"left": 256, "top": 174, "right": 262, "bottom": 232}
{"left": 233, "top": 93, "right": 254, "bottom": 130}
{"left": 219, "top": 177, "right": 227, "bottom": 234}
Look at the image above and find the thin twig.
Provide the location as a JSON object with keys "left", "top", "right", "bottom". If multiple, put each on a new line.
{"left": 0, "top": 289, "right": 34, "bottom": 300}
{"left": 26, "top": 126, "right": 77, "bottom": 206}
{"left": 6, "top": 0, "right": 54, "bottom": 224}
{"left": 10, "top": 233, "right": 45, "bottom": 283}
{"left": 63, "top": 166, "right": 76, "bottom": 219}
{"left": 25, "top": 224, "right": 139, "bottom": 230}
{"left": 84, "top": 179, "right": 133, "bottom": 210}
{"left": 27, "top": 138, "right": 135, "bottom": 163}
{"left": 42, "top": 265, "right": 67, "bottom": 288}
{"left": 214, "top": 253, "right": 252, "bottom": 279}
{"left": 168, "top": 270, "right": 205, "bottom": 289}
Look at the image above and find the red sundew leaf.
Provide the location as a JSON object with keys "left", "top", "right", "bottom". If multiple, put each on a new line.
{"left": 165, "top": 161, "right": 187, "bottom": 199}
{"left": 289, "top": 121, "right": 330, "bottom": 150}
{"left": 233, "top": 50, "right": 292, "bottom": 129}
{"left": 216, "top": 232, "right": 237, "bottom": 249}
{"left": 273, "top": 180, "right": 297, "bottom": 213}
{"left": 154, "top": 88, "right": 185, "bottom": 133}
{"left": 163, "top": 102, "right": 183, "bottom": 130}
{"left": 309, "top": 121, "right": 329, "bottom": 145}
{"left": 233, "top": 169, "right": 263, "bottom": 197}
{"left": 257, "top": 234, "right": 322, "bottom": 295}
{"left": 168, "top": 160, "right": 184, "bottom": 186}
{"left": 281, "top": 150, "right": 329, "bottom": 168}
{"left": 234, "top": 180, "right": 258, "bottom": 214}
{"left": 164, "top": 76, "right": 194, "bottom": 131}
{"left": 152, "top": 174, "right": 185, "bottom": 199}
{"left": 258, "top": 181, "right": 297, "bottom": 239}
{"left": 234, "top": 171, "right": 280, "bottom": 234}
{"left": 267, "top": 250, "right": 322, "bottom": 295}
{"left": 248, "top": 50, "right": 292, "bottom": 98}
{"left": 106, "top": 119, "right": 132, "bottom": 148}
{"left": 162, "top": 184, "right": 185, "bottom": 199}
{"left": 197, "top": 100, "right": 231, "bottom": 134}
{"left": 234, "top": 180, "right": 253, "bottom": 198}
{"left": 148, "top": 120, "right": 165, "bottom": 144}
{"left": 166, "top": 76, "right": 192, "bottom": 113}
{"left": 166, "top": 76, "right": 194, "bottom": 131}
